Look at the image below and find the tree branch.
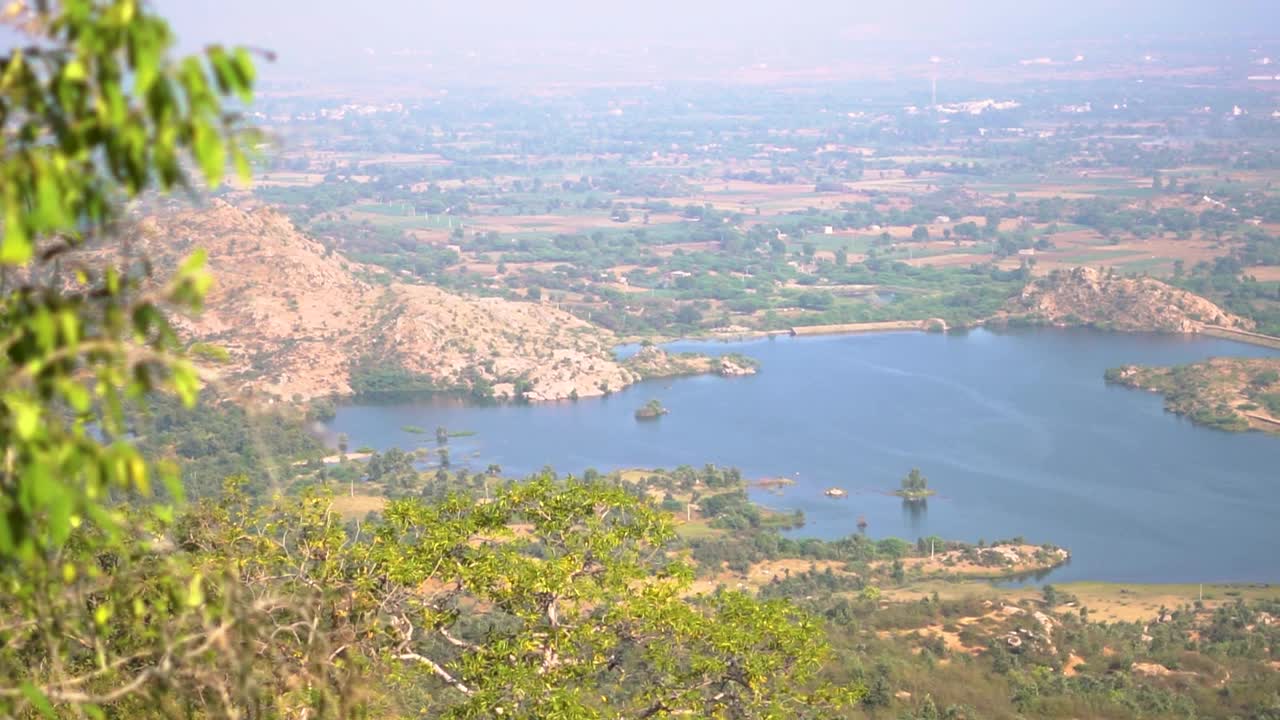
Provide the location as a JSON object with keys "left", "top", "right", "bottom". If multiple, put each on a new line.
{"left": 395, "top": 652, "right": 472, "bottom": 696}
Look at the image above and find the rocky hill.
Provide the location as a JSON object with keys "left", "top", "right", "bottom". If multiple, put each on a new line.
{"left": 131, "top": 200, "right": 637, "bottom": 402}
{"left": 1008, "top": 267, "right": 1254, "bottom": 333}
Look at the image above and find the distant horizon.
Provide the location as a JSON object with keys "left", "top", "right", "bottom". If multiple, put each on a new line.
{"left": 154, "top": 0, "right": 1280, "bottom": 88}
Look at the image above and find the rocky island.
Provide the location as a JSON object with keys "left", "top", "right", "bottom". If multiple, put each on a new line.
{"left": 622, "top": 344, "right": 760, "bottom": 380}
{"left": 634, "top": 399, "right": 669, "bottom": 421}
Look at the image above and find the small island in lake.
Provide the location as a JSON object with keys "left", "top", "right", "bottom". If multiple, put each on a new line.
{"left": 623, "top": 344, "right": 760, "bottom": 380}
{"left": 634, "top": 399, "right": 669, "bottom": 421}
{"left": 1106, "top": 357, "right": 1280, "bottom": 435}
{"left": 893, "top": 468, "right": 936, "bottom": 502}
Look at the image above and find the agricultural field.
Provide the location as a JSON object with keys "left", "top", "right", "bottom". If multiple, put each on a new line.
{"left": 237, "top": 78, "right": 1280, "bottom": 338}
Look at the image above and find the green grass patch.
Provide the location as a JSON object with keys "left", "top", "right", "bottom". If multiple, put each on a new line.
{"left": 675, "top": 521, "right": 725, "bottom": 540}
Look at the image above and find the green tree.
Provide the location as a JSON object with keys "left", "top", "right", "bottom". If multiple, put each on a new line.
{"left": 675, "top": 303, "right": 702, "bottom": 325}
{"left": 367, "top": 447, "right": 418, "bottom": 489}
{"left": 0, "top": 0, "right": 258, "bottom": 559}
{"left": 911, "top": 225, "right": 930, "bottom": 242}
{"left": 1251, "top": 370, "right": 1279, "bottom": 388}
{"left": 0, "top": 1, "right": 261, "bottom": 712}
{"left": 177, "top": 477, "right": 860, "bottom": 718}
{"left": 902, "top": 468, "right": 928, "bottom": 493}
{"left": 863, "top": 666, "right": 892, "bottom": 708}
{"left": 918, "top": 695, "right": 940, "bottom": 720}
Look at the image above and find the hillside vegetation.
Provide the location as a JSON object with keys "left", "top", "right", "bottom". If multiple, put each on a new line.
{"left": 1107, "top": 357, "right": 1280, "bottom": 433}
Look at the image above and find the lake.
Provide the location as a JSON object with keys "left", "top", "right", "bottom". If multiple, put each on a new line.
{"left": 326, "top": 328, "right": 1280, "bottom": 584}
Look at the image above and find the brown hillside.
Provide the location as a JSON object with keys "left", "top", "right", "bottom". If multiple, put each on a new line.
{"left": 1008, "top": 266, "right": 1254, "bottom": 333}
{"left": 133, "top": 200, "right": 636, "bottom": 401}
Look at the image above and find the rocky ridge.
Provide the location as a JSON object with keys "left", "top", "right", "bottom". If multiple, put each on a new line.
{"left": 133, "top": 200, "right": 637, "bottom": 402}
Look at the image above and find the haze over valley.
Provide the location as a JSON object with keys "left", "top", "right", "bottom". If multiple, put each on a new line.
{"left": 4, "top": 2, "right": 1280, "bottom": 718}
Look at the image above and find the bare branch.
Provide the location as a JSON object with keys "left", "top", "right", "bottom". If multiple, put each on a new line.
{"left": 395, "top": 652, "right": 472, "bottom": 696}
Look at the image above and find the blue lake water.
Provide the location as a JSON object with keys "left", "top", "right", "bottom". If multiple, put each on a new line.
{"left": 326, "top": 328, "right": 1280, "bottom": 584}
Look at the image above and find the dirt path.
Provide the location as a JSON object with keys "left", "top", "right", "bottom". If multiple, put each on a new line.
{"left": 1202, "top": 325, "right": 1280, "bottom": 350}
{"left": 789, "top": 320, "right": 929, "bottom": 336}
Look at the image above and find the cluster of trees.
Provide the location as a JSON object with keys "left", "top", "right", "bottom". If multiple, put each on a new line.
{"left": 5, "top": 473, "right": 862, "bottom": 718}
{"left": 1177, "top": 251, "right": 1280, "bottom": 335}
{"left": 0, "top": 6, "right": 861, "bottom": 717}
{"left": 133, "top": 395, "right": 324, "bottom": 498}
{"left": 895, "top": 468, "right": 934, "bottom": 501}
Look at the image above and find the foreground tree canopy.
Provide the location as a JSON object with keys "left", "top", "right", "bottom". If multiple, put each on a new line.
{"left": 0, "top": 2, "right": 855, "bottom": 716}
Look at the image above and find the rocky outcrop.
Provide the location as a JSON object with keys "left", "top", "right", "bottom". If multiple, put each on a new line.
{"left": 623, "top": 346, "right": 715, "bottom": 379}
{"left": 130, "top": 200, "right": 639, "bottom": 402}
{"left": 1009, "top": 266, "right": 1253, "bottom": 333}
{"left": 623, "top": 346, "right": 759, "bottom": 380}
{"left": 385, "top": 283, "right": 636, "bottom": 402}
{"left": 717, "top": 356, "right": 757, "bottom": 377}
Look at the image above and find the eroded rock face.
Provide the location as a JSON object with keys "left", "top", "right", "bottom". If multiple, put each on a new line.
{"left": 1010, "top": 266, "right": 1253, "bottom": 333}
{"left": 131, "top": 200, "right": 637, "bottom": 402}
{"left": 717, "top": 357, "right": 757, "bottom": 377}
{"left": 387, "top": 283, "right": 637, "bottom": 402}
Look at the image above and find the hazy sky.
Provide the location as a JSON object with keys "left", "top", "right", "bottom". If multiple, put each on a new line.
{"left": 152, "top": 1, "right": 1280, "bottom": 85}
{"left": 157, "top": 0, "right": 1280, "bottom": 50}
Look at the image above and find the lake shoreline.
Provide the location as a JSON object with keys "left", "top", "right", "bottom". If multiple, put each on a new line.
{"left": 1106, "top": 356, "right": 1280, "bottom": 436}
